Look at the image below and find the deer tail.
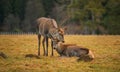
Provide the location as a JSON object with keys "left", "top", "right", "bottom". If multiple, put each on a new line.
{"left": 35, "top": 19, "right": 39, "bottom": 35}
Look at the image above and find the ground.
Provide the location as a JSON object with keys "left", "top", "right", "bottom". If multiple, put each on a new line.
{"left": 0, "top": 35, "right": 120, "bottom": 72}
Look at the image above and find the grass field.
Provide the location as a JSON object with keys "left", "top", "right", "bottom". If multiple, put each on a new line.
{"left": 0, "top": 35, "right": 120, "bottom": 72}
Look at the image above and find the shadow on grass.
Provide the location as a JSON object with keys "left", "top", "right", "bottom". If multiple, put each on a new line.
{"left": 25, "top": 54, "right": 40, "bottom": 59}
{"left": 0, "top": 52, "right": 7, "bottom": 59}
{"left": 77, "top": 56, "right": 94, "bottom": 62}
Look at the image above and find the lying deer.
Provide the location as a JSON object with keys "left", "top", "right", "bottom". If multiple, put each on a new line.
{"left": 36, "top": 17, "right": 66, "bottom": 56}
{"left": 52, "top": 40, "right": 94, "bottom": 61}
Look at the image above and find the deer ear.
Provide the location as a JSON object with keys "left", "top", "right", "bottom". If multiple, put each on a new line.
{"left": 56, "top": 28, "right": 61, "bottom": 32}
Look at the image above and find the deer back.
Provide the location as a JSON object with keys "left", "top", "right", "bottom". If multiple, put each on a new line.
{"left": 37, "top": 17, "right": 65, "bottom": 42}
{"left": 37, "top": 17, "right": 58, "bottom": 35}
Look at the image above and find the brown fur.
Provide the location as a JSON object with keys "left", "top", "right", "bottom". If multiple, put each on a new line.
{"left": 54, "top": 42, "right": 94, "bottom": 61}
{"left": 37, "top": 17, "right": 66, "bottom": 56}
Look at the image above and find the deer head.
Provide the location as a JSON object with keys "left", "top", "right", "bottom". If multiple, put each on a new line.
{"left": 49, "top": 27, "right": 67, "bottom": 43}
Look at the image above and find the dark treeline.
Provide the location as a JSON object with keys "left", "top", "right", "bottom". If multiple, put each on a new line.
{"left": 0, "top": 0, "right": 120, "bottom": 34}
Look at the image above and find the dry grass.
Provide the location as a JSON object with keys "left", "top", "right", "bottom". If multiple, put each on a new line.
{"left": 0, "top": 35, "right": 120, "bottom": 72}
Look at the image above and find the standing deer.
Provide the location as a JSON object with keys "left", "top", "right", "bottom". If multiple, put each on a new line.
{"left": 36, "top": 17, "right": 66, "bottom": 56}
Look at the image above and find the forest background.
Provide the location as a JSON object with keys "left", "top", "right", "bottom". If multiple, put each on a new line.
{"left": 0, "top": 0, "right": 120, "bottom": 34}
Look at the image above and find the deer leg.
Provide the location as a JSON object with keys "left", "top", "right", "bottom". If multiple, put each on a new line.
{"left": 51, "top": 40, "right": 54, "bottom": 56}
{"left": 42, "top": 37, "right": 46, "bottom": 56}
{"left": 45, "top": 37, "right": 48, "bottom": 56}
{"left": 38, "top": 34, "right": 41, "bottom": 56}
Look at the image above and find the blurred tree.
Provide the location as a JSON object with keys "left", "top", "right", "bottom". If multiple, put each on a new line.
{"left": 9, "top": 0, "right": 27, "bottom": 30}
{"left": 0, "top": 0, "right": 120, "bottom": 34}
{"left": 4, "top": 14, "right": 20, "bottom": 32}
{"left": 68, "top": 0, "right": 105, "bottom": 34}
{"left": 23, "top": 0, "right": 45, "bottom": 32}
{"left": 0, "top": 0, "right": 11, "bottom": 27}
{"left": 42, "top": 0, "right": 54, "bottom": 16}
{"left": 103, "top": 0, "right": 120, "bottom": 34}
{"left": 0, "top": 0, "right": 27, "bottom": 31}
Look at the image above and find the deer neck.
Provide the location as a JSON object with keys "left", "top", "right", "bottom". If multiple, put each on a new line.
{"left": 56, "top": 42, "right": 65, "bottom": 54}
